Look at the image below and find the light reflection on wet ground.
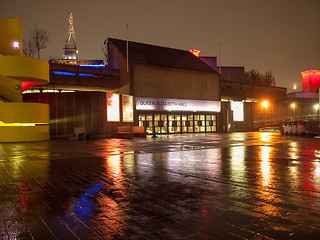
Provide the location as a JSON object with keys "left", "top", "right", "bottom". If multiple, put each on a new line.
{"left": 1, "top": 132, "right": 320, "bottom": 239}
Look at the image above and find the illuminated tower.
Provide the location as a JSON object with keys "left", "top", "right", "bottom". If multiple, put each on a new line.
{"left": 63, "top": 13, "right": 78, "bottom": 60}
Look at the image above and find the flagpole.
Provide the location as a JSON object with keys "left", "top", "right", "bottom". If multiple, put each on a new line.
{"left": 126, "top": 24, "right": 129, "bottom": 72}
{"left": 218, "top": 42, "right": 221, "bottom": 74}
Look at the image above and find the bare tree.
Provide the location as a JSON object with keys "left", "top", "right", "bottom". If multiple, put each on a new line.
{"left": 22, "top": 25, "right": 49, "bottom": 59}
{"left": 22, "top": 36, "right": 36, "bottom": 57}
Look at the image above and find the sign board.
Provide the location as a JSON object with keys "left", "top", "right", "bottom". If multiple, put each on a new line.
{"left": 136, "top": 97, "right": 220, "bottom": 112}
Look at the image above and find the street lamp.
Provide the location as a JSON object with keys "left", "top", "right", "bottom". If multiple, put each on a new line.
{"left": 13, "top": 41, "right": 20, "bottom": 49}
{"left": 314, "top": 104, "right": 319, "bottom": 120}
{"left": 291, "top": 103, "right": 296, "bottom": 120}
{"left": 261, "top": 101, "right": 268, "bottom": 125}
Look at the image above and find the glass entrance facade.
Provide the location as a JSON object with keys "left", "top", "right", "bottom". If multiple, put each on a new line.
{"left": 138, "top": 112, "right": 217, "bottom": 134}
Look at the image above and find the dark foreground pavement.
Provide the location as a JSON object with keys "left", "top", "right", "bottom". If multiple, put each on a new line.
{"left": 1, "top": 132, "right": 320, "bottom": 239}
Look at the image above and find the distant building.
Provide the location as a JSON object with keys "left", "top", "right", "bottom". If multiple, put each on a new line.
{"left": 199, "top": 54, "right": 287, "bottom": 131}
{"left": 284, "top": 70, "right": 320, "bottom": 122}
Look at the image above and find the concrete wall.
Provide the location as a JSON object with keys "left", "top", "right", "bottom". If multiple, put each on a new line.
{"left": 132, "top": 63, "right": 220, "bottom": 101}
{"left": 220, "top": 67, "right": 245, "bottom": 82}
{"left": 107, "top": 41, "right": 131, "bottom": 94}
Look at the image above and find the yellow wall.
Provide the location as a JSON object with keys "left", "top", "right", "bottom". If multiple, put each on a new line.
{"left": 0, "top": 54, "right": 49, "bottom": 83}
{"left": 0, "top": 102, "right": 50, "bottom": 142}
{"left": 0, "top": 102, "right": 49, "bottom": 123}
{"left": 0, "top": 126, "right": 50, "bottom": 142}
{"left": 0, "top": 74, "right": 22, "bottom": 102}
{"left": 0, "top": 18, "right": 50, "bottom": 142}
{"left": 0, "top": 18, "right": 22, "bottom": 56}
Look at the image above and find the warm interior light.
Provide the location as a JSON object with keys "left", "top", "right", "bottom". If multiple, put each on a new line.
{"left": 314, "top": 104, "right": 319, "bottom": 110}
{"left": 291, "top": 103, "right": 296, "bottom": 108}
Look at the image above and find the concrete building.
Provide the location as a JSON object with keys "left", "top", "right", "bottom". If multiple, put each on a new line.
{"left": 0, "top": 18, "right": 50, "bottom": 142}
{"left": 23, "top": 38, "right": 290, "bottom": 138}
{"left": 107, "top": 38, "right": 221, "bottom": 134}
{"left": 25, "top": 38, "right": 221, "bottom": 137}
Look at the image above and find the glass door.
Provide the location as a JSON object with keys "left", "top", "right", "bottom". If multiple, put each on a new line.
{"left": 146, "top": 114, "right": 153, "bottom": 134}
{"left": 200, "top": 115, "right": 206, "bottom": 132}
{"left": 194, "top": 115, "right": 200, "bottom": 132}
{"left": 212, "top": 115, "right": 217, "bottom": 132}
{"left": 160, "top": 114, "right": 168, "bottom": 133}
{"left": 168, "top": 114, "right": 175, "bottom": 133}
{"left": 182, "top": 115, "right": 187, "bottom": 133}
{"left": 154, "top": 114, "right": 161, "bottom": 133}
{"left": 188, "top": 115, "right": 194, "bottom": 132}
{"left": 175, "top": 115, "right": 181, "bottom": 133}
{"left": 206, "top": 115, "right": 217, "bottom": 132}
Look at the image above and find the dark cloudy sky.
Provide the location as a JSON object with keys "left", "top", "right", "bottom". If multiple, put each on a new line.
{"left": 2, "top": 0, "right": 319, "bottom": 91}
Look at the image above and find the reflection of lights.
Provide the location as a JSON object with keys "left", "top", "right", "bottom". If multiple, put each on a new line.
{"left": 260, "top": 146, "right": 271, "bottom": 186}
{"left": 260, "top": 132, "right": 271, "bottom": 142}
{"left": 229, "top": 146, "right": 246, "bottom": 184}
{"left": 289, "top": 142, "right": 298, "bottom": 160}
{"left": 315, "top": 150, "right": 320, "bottom": 159}
{"left": 314, "top": 162, "right": 320, "bottom": 175}
{"left": 106, "top": 154, "right": 121, "bottom": 177}
{"left": 71, "top": 182, "right": 104, "bottom": 222}
{"left": 123, "top": 154, "right": 135, "bottom": 176}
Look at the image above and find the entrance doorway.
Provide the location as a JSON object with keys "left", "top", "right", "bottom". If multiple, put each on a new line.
{"left": 138, "top": 113, "right": 217, "bottom": 134}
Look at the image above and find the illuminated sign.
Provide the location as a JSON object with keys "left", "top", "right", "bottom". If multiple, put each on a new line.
{"left": 122, "top": 95, "right": 133, "bottom": 122}
{"left": 107, "top": 93, "right": 120, "bottom": 122}
{"left": 136, "top": 97, "right": 220, "bottom": 112}
{"left": 231, "top": 101, "right": 244, "bottom": 121}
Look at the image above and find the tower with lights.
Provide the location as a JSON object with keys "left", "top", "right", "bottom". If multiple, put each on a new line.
{"left": 63, "top": 13, "right": 78, "bottom": 60}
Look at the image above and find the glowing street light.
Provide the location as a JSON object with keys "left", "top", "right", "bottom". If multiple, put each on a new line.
{"left": 261, "top": 101, "right": 269, "bottom": 125}
{"left": 13, "top": 41, "right": 20, "bottom": 49}
{"left": 291, "top": 103, "right": 296, "bottom": 120}
{"left": 261, "top": 101, "right": 268, "bottom": 108}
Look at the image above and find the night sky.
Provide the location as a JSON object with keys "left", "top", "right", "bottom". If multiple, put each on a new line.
{"left": 1, "top": 0, "right": 319, "bottom": 91}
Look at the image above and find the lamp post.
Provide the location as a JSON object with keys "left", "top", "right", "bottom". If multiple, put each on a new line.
{"left": 291, "top": 103, "right": 296, "bottom": 121}
{"left": 314, "top": 104, "right": 319, "bottom": 120}
{"left": 262, "top": 101, "right": 268, "bottom": 126}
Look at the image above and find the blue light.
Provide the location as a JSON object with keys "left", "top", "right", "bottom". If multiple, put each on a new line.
{"left": 79, "top": 73, "right": 94, "bottom": 77}
{"left": 70, "top": 182, "right": 104, "bottom": 222}
{"left": 79, "top": 64, "right": 105, "bottom": 68}
{"left": 53, "top": 71, "right": 76, "bottom": 76}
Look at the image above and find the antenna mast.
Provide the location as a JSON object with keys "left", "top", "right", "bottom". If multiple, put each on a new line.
{"left": 63, "top": 13, "right": 79, "bottom": 60}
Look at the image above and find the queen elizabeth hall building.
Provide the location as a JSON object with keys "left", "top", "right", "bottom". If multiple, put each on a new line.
{"left": 24, "top": 38, "right": 221, "bottom": 138}
{"left": 109, "top": 38, "right": 220, "bottom": 135}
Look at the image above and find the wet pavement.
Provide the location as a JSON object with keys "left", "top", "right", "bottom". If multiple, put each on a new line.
{"left": 1, "top": 132, "right": 320, "bottom": 239}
